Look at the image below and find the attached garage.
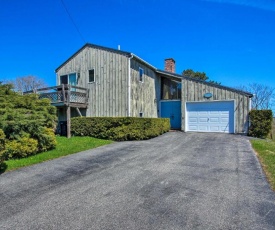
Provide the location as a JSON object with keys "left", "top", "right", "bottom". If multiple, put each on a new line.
{"left": 186, "top": 101, "right": 234, "bottom": 133}
{"left": 156, "top": 70, "right": 253, "bottom": 134}
{"left": 181, "top": 77, "right": 253, "bottom": 134}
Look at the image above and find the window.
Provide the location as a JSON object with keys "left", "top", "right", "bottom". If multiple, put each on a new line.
{"left": 139, "top": 112, "right": 143, "bottom": 118}
{"left": 161, "top": 77, "right": 181, "bottom": 100}
{"left": 139, "top": 67, "right": 144, "bottom": 82}
{"left": 60, "top": 75, "right": 68, "bottom": 84}
{"left": 89, "top": 69, "right": 95, "bottom": 83}
{"left": 60, "top": 73, "right": 77, "bottom": 86}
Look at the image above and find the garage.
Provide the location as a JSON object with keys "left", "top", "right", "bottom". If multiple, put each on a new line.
{"left": 158, "top": 70, "right": 253, "bottom": 134}
{"left": 186, "top": 101, "right": 235, "bottom": 133}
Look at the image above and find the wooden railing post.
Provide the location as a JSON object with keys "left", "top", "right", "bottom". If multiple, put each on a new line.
{"left": 68, "top": 84, "right": 71, "bottom": 104}
{"left": 62, "top": 84, "right": 65, "bottom": 103}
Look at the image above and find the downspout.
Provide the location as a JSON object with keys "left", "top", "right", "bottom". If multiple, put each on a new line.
{"left": 128, "top": 54, "right": 134, "bottom": 117}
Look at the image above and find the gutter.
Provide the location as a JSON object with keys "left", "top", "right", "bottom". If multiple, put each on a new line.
{"left": 128, "top": 54, "right": 134, "bottom": 117}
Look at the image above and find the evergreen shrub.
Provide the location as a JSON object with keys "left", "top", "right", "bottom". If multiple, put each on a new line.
{"left": 0, "top": 83, "right": 57, "bottom": 159}
{"left": 249, "top": 110, "right": 273, "bottom": 138}
{"left": 71, "top": 117, "right": 170, "bottom": 141}
{"left": 5, "top": 137, "right": 38, "bottom": 159}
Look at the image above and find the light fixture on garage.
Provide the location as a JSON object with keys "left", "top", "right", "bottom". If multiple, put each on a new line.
{"left": 204, "top": 92, "right": 213, "bottom": 99}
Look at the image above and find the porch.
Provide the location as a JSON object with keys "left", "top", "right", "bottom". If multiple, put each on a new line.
{"left": 25, "top": 84, "right": 89, "bottom": 138}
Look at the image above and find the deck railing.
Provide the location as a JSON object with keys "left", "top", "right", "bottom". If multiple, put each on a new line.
{"left": 25, "top": 84, "right": 89, "bottom": 106}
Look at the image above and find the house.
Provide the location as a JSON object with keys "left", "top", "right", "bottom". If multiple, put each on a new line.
{"left": 37, "top": 43, "right": 253, "bottom": 137}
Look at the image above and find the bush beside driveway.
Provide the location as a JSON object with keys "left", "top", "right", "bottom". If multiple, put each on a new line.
{"left": 0, "top": 132, "right": 275, "bottom": 229}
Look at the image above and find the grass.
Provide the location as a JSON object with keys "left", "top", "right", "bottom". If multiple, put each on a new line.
{"left": 251, "top": 139, "right": 275, "bottom": 190}
{"left": 0, "top": 136, "right": 113, "bottom": 173}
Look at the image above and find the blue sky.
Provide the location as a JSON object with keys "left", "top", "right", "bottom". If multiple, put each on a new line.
{"left": 1, "top": 0, "right": 275, "bottom": 89}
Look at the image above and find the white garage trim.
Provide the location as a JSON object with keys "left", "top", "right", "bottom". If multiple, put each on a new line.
{"left": 185, "top": 100, "right": 235, "bottom": 133}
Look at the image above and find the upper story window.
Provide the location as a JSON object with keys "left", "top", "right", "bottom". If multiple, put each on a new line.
{"left": 60, "top": 73, "right": 77, "bottom": 86}
{"left": 139, "top": 67, "right": 144, "bottom": 83}
{"left": 60, "top": 75, "right": 68, "bottom": 84}
{"left": 161, "top": 77, "right": 181, "bottom": 100}
{"left": 89, "top": 69, "right": 95, "bottom": 83}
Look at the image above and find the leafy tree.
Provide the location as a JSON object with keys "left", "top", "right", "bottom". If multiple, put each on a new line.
{"left": 182, "top": 69, "right": 208, "bottom": 81}
{"left": 182, "top": 69, "right": 220, "bottom": 84}
{"left": 0, "top": 83, "right": 57, "bottom": 159}
{"left": 238, "top": 83, "right": 275, "bottom": 110}
{"left": 5, "top": 75, "right": 47, "bottom": 93}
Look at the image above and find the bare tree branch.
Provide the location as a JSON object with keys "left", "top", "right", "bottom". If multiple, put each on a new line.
{"left": 6, "top": 76, "right": 47, "bottom": 93}
{"left": 238, "top": 83, "right": 275, "bottom": 110}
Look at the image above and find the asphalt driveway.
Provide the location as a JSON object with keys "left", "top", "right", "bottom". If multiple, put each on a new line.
{"left": 0, "top": 132, "right": 275, "bottom": 230}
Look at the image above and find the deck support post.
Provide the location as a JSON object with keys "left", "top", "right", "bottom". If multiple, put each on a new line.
{"left": 66, "top": 106, "right": 71, "bottom": 138}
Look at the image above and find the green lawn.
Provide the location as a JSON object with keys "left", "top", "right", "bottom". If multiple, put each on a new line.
{"left": 0, "top": 136, "right": 113, "bottom": 173}
{"left": 251, "top": 139, "right": 275, "bottom": 190}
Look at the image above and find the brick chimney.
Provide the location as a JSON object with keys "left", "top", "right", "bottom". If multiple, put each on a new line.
{"left": 165, "top": 58, "right": 176, "bottom": 73}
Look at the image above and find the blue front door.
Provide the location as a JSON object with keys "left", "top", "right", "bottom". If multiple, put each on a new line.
{"left": 160, "top": 100, "right": 181, "bottom": 129}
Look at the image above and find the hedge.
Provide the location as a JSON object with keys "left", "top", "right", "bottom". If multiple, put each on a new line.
{"left": 249, "top": 110, "right": 273, "bottom": 138}
{"left": 71, "top": 117, "right": 170, "bottom": 141}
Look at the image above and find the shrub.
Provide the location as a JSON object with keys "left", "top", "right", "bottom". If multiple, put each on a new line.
{"left": 5, "top": 137, "right": 38, "bottom": 159}
{"left": 0, "top": 129, "right": 5, "bottom": 166}
{"left": 35, "top": 128, "right": 57, "bottom": 152}
{"left": 0, "top": 83, "right": 57, "bottom": 159}
{"left": 249, "top": 110, "right": 273, "bottom": 138}
{"left": 71, "top": 117, "right": 170, "bottom": 141}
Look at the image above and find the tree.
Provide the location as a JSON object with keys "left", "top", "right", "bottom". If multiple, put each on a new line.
{"left": 238, "top": 83, "right": 274, "bottom": 110}
{"left": 6, "top": 75, "right": 47, "bottom": 93}
{"left": 182, "top": 69, "right": 208, "bottom": 81}
{"left": 182, "top": 69, "right": 220, "bottom": 84}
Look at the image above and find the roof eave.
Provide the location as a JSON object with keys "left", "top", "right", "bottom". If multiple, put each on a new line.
{"left": 55, "top": 43, "right": 132, "bottom": 73}
{"left": 131, "top": 54, "right": 157, "bottom": 70}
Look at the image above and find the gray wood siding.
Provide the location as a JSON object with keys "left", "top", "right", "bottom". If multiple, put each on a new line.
{"left": 130, "top": 59, "right": 160, "bottom": 118}
{"left": 181, "top": 79, "right": 251, "bottom": 133}
{"left": 56, "top": 47, "right": 129, "bottom": 117}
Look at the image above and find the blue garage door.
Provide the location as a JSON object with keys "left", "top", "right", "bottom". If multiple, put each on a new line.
{"left": 160, "top": 100, "right": 181, "bottom": 129}
{"left": 186, "top": 101, "right": 234, "bottom": 133}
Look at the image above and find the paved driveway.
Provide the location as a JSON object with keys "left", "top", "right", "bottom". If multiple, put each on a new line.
{"left": 0, "top": 132, "right": 275, "bottom": 230}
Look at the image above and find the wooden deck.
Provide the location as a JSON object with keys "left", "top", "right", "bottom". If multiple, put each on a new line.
{"left": 26, "top": 84, "right": 89, "bottom": 108}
